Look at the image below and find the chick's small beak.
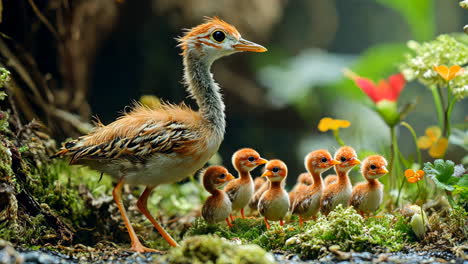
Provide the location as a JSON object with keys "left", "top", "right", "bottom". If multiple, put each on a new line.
{"left": 378, "top": 167, "right": 389, "bottom": 175}
{"left": 350, "top": 159, "right": 361, "bottom": 166}
{"left": 226, "top": 173, "right": 235, "bottom": 181}
{"left": 261, "top": 170, "right": 274, "bottom": 177}
{"left": 330, "top": 160, "right": 341, "bottom": 166}
{"left": 233, "top": 38, "right": 267, "bottom": 52}
{"left": 256, "top": 158, "right": 268, "bottom": 165}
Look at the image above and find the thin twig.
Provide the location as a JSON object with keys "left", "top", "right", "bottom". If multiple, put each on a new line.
{"left": 28, "top": 0, "right": 61, "bottom": 41}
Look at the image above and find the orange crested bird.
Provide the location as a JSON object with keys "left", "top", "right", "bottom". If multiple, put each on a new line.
{"left": 258, "top": 159, "right": 289, "bottom": 229}
{"left": 201, "top": 166, "right": 235, "bottom": 227}
{"left": 289, "top": 150, "right": 340, "bottom": 225}
{"left": 349, "top": 155, "right": 388, "bottom": 217}
{"left": 224, "top": 148, "right": 268, "bottom": 220}
{"left": 52, "top": 17, "right": 267, "bottom": 252}
{"left": 321, "top": 146, "right": 361, "bottom": 215}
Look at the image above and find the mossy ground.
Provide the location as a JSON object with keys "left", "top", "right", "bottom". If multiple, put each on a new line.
{"left": 186, "top": 205, "right": 412, "bottom": 259}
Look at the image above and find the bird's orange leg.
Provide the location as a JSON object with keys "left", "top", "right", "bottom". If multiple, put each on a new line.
{"left": 240, "top": 208, "right": 246, "bottom": 219}
{"left": 113, "top": 179, "right": 156, "bottom": 253}
{"left": 264, "top": 217, "right": 271, "bottom": 230}
{"left": 229, "top": 214, "right": 235, "bottom": 222}
{"left": 299, "top": 216, "right": 304, "bottom": 226}
{"left": 225, "top": 218, "right": 234, "bottom": 228}
{"left": 280, "top": 219, "right": 284, "bottom": 226}
{"left": 137, "top": 186, "right": 179, "bottom": 248}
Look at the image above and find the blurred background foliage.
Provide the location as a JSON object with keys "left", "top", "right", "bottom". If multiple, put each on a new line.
{"left": 1, "top": 0, "right": 467, "bottom": 187}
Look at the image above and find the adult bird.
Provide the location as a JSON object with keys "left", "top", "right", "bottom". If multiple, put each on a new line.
{"left": 53, "top": 17, "right": 267, "bottom": 252}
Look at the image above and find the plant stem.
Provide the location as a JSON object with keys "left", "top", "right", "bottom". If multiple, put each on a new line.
{"left": 388, "top": 125, "right": 399, "bottom": 190}
{"left": 417, "top": 182, "right": 426, "bottom": 228}
{"left": 333, "top": 129, "right": 345, "bottom": 146}
{"left": 445, "top": 97, "right": 457, "bottom": 138}
{"left": 431, "top": 86, "right": 444, "bottom": 130}
{"left": 395, "top": 175, "right": 406, "bottom": 207}
{"left": 400, "top": 121, "right": 422, "bottom": 166}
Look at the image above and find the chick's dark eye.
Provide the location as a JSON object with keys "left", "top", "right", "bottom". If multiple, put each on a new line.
{"left": 219, "top": 174, "right": 226, "bottom": 179}
{"left": 321, "top": 157, "right": 328, "bottom": 163}
{"left": 370, "top": 165, "right": 377, "bottom": 170}
{"left": 212, "top": 31, "right": 226, "bottom": 43}
{"left": 248, "top": 156, "right": 255, "bottom": 162}
{"left": 341, "top": 157, "right": 347, "bottom": 162}
{"left": 272, "top": 167, "right": 279, "bottom": 173}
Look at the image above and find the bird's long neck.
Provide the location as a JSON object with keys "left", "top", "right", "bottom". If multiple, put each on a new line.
{"left": 237, "top": 169, "right": 252, "bottom": 181}
{"left": 337, "top": 169, "right": 351, "bottom": 186}
{"left": 183, "top": 51, "right": 226, "bottom": 136}
{"left": 205, "top": 183, "right": 222, "bottom": 196}
{"left": 309, "top": 171, "right": 323, "bottom": 190}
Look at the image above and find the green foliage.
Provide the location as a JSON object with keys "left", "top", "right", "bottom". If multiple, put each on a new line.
{"left": 164, "top": 235, "right": 274, "bottom": 264}
{"left": 377, "top": 0, "right": 435, "bottom": 41}
{"left": 187, "top": 206, "right": 409, "bottom": 260}
{"left": 400, "top": 34, "right": 468, "bottom": 99}
{"left": 0, "top": 68, "right": 10, "bottom": 89}
{"left": 286, "top": 205, "right": 408, "bottom": 259}
{"left": 424, "top": 160, "right": 468, "bottom": 206}
{"left": 148, "top": 179, "right": 207, "bottom": 218}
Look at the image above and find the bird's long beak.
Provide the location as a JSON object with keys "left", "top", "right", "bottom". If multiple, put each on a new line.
{"left": 233, "top": 38, "right": 267, "bottom": 52}
{"left": 377, "top": 167, "right": 389, "bottom": 175}
{"left": 256, "top": 158, "right": 268, "bottom": 165}
{"left": 349, "top": 159, "right": 361, "bottom": 166}
{"left": 261, "top": 170, "right": 274, "bottom": 177}
{"left": 330, "top": 160, "right": 341, "bottom": 165}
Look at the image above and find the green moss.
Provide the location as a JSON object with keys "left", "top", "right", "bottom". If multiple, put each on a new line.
{"left": 187, "top": 205, "right": 409, "bottom": 260}
{"left": 164, "top": 235, "right": 274, "bottom": 264}
{"left": 286, "top": 205, "right": 408, "bottom": 258}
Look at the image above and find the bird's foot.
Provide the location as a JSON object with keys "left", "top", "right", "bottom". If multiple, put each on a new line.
{"left": 130, "top": 243, "right": 164, "bottom": 254}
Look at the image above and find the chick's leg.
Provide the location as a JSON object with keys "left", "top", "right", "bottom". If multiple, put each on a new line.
{"left": 113, "top": 178, "right": 156, "bottom": 253}
{"left": 137, "top": 186, "right": 179, "bottom": 247}
{"left": 264, "top": 217, "right": 271, "bottom": 230}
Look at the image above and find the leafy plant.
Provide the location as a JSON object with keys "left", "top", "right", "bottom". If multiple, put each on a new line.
{"left": 423, "top": 159, "right": 468, "bottom": 206}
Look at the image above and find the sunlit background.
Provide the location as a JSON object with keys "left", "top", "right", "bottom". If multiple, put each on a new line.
{"left": 87, "top": 0, "right": 468, "bottom": 185}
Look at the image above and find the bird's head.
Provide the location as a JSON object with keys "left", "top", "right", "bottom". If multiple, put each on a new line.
{"left": 261, "top": 159, "right": 287, "bottom": 182}
{"left": 361, "top": 155, "right": 388, "bottom": 180}
{"left": 232, "top": 148, "right": 268, "bottom": 172}
{"left": 177, "top": 17, "right": 267, "bottom": 62}
{"left": 305, "top": 149, "right": 341, "bottom": 174}
{"left": 202, "top": 165, "right": 235, "bottom": 189}
{"left": 334, "top": 146, "right": 361, "bottom": 172}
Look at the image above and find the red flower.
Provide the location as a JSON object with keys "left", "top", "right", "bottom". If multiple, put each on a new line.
{"left": 345, "top": 70, "right": 406, "bottom": 103}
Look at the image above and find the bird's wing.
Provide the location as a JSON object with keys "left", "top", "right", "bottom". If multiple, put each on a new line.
{"left": 224, "top": 180, "right": 241, "bottom": 202}
{"left": 54, "top": 105, "right": 202, "bottom": 163}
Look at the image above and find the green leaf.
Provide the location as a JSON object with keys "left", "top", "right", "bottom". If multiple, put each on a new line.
{"left": 0, "top": 91, "right": 6, "bottom": 101}
{"left": 457, "top": 174, "right": 468, "bottom": 188}
{"left": 423, "top": 159, "right": 456, "bottom": 191}
{"left": 376, "top": 0, "right": 435, "bottom": 41}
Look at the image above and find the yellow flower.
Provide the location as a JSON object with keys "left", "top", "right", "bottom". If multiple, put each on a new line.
{"left": 433, "top": 65, "right": 465, "bottom": 81}
{"left": 139, "top": 95, "right": 161, "bottom": 109}
{"left": 404, "top": 169, "right": 425, "bottom": 183}
{"left": 318, "top": 117, "right": 351, "bottom": 132}
{"left": 416, "top": 126, "right": 448, "bottom": 158}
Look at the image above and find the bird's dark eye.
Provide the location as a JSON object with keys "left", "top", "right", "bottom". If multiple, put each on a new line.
{"left": 370, "top": 165, "right": 377, "bottom": 170}
{"left": 211, "top": 30, "right": 226, "bottom": 43}
{"left": 219, "top": 173, "right": 226, "bottom": 179}
{"left": 248, "top": 156, "right": 255, "bottom": 162}
{"left": 321, "top": 157, "right": 328, "bottom": 163}
{"left": 272, "top": 167, "right": 279, "bottom": 173}
{"left": 341, "top": 156, "right": 347, "bottom": 162}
